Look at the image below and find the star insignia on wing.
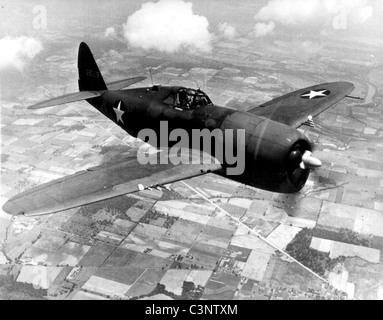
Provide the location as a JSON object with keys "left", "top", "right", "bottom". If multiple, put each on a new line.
{"left": 300, "top": 90, "right": 330, "bottom": 100}
{"left": 113, "top": 101, "right": 125, "bottom": 125}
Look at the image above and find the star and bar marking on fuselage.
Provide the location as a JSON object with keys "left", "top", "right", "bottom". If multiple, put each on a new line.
{"left": 300, "top": 90, "right": 331, "bottom": 100}
{"left": 113, "top": 101, "right": 125, "bottom": 124}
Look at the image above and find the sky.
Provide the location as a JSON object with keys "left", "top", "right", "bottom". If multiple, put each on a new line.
{"left": 0, "top": 0, "right": 382, "bottom": 77}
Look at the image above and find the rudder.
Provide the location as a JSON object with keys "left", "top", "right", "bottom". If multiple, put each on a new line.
{"left": 78, "top": 42, "right": 107, "bottom": 92}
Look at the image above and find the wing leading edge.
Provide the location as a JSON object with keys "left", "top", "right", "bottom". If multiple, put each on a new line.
{"left": 248, "top": 82, "right": 355, "bottom": 128}
{"left": 3, "top": 150, "right": 222, "bottom": 216}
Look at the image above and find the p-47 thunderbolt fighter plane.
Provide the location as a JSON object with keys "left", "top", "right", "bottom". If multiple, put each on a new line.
{"left": 3, "top": 42, "right": 355, "bottom": 216}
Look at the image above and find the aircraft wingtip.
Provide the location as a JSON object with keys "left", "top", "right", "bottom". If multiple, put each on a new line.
{"left": 2, "top": 200, "right": 24, "bottom": 216}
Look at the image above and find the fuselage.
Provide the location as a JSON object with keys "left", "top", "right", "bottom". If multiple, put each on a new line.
{"left": 85, "top": 85, "right": 312, "bottom": 194}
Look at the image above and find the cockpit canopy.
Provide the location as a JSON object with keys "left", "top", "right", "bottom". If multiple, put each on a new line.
{"left": 163, "top": 88, "right": 213, "bottom": 110}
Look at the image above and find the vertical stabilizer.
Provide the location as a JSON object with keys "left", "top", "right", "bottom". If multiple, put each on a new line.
{"left": 78, "top": 42, "right": 107, "bottom": 91}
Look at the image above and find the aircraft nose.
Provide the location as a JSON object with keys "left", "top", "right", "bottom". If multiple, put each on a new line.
{"left": 2, "top": 200, "right": 24, "bottom": 216}
{"left": 301, "top": 151, "right": 322, "bottom": 169}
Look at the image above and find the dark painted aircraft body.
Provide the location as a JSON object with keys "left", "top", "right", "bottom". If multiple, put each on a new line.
{"left": 2, "top": 43, "right": 355, "bottom": 216}
{"left": 87, "top": 85, "right": 311, "bottom": 193}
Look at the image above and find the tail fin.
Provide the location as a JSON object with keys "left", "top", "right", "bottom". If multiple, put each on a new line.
{"left": 27, "top": 42, "right": 147, "bottom": 110}
{"left": 78, "top": 42, "right": 107, "bottom": 92}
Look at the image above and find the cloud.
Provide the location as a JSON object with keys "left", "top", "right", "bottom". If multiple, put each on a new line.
{"left": 254, "top": 21, "right": 275, "bottom": 38}
{"left": 105, "top": 27, "right": 117, "bottom": 38}
{"left": 358, "top": 6, "right": 373, "bottom": 22}
{"left": 255, "top": 0, "right": 319, "bottom": 25}
{"left": 0, "top": 36, "right": 42, "bottom": 71}
{"left": 218, "top": 22, "right": 238, "bottom": 40}
{"left": 254, "top": 0, "right": 375, "bottom": 35}
{"left": 122, "top": 0, "right": 213, "bottom": 53}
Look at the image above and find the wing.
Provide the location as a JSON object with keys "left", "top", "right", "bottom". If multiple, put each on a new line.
{"left": 3, "top": 149, "right": 222, "bottom": 216}
{"left": 107, "top": 77, "right": 147, "bottom": 90}
{"left": 248, "top": 82, "right": 355, "bottom": 128}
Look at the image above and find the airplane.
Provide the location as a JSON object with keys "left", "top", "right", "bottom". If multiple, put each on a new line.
{"left": 2, "top": 42, "right": 356, "bottom": 217}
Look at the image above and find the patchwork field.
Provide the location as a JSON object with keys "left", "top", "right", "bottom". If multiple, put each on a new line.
{"left": 1, "top": 6, "right": 382, "bottom": 300}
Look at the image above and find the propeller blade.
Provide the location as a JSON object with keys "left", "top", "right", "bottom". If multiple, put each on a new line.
{"left": 290, "top": 168, "right": 309, "bottom": 187}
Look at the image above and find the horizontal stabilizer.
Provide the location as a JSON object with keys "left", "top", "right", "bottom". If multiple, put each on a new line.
{"left": 107, "top": 76, "right": 147, "bottom": 90}
{"left": 28, "top": 91, "right": 101, "bottom": 109}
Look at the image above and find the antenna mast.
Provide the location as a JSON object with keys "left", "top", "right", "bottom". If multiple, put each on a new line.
{"left": 149, "top": 68, "right": 154, "bottom": 86}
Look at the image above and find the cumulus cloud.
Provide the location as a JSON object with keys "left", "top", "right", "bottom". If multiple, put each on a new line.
{"left": 105, "top": 27, "right": 117, "bottom": 38}
{"left": 254, "top": 0, "right": 375, "bottom": 35}
{"left": 358, "top": 5, "right": 374, "bottom": 23}
{"left": 122, "top": 0, "right": 213, "bottom": 53}
{"left": 254, "top": 21, "right": 276, "bottom": 38}
{"left": 255, "top": 0, "right": 320, "bottom": 25}
{"left": 218, "top": 22, "right": 238, "bottom": 40}
{"left": 0, "top": 36, "right": 42, "bottom": 71}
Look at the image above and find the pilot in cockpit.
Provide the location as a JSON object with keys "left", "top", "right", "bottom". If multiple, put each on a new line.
{"left": 178, "top": 90, "right": 194, "bottom": 109}
{"left": 173, "top": 88, "right": 212, "bottom": 110}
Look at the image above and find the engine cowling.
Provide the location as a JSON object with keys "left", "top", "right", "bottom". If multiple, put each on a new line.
{"left": 221, "top": 113, "right": 318, "bottom": 194}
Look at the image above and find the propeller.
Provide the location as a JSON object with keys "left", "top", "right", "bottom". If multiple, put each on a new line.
{"left": 287, "top": 146, "right": 322, "bottom": 189}
{"left": 301, "top": 151, "right": 322, "bottom": 170}
{"left": 273, "top": 143, "right": 325, "bottom": 218}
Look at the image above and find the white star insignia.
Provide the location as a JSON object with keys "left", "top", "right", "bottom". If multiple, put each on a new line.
{"left": 113, "top": 101, "right": 125, "bottom": 125}
{"left": 301, "top": 90, "right": 329, "bottom": 99}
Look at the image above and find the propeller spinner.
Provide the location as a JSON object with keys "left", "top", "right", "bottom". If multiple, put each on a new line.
{"left": 287, "top": 147, "right": 322, "bottom": 189}
{"left": 300, "top": 151, "right": 322, "bottom": 170}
